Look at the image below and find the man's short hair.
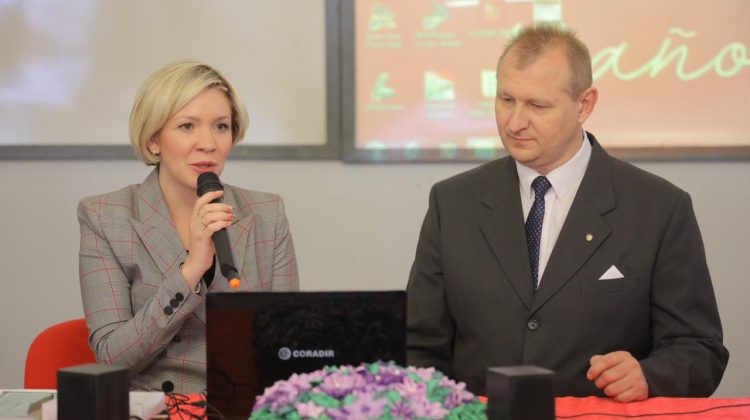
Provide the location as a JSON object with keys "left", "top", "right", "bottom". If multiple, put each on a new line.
{"left": 498, "top": 23, "right": 592, "bottom": 98}
{"left": 129, "top": 60, "right": 249, "bottom": 165}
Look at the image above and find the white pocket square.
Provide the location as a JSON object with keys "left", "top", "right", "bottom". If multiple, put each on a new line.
{"left": 599, "top": 265, "right": 624, "bottom": 280}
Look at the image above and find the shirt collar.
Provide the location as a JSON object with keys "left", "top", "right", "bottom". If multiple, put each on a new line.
{"left": 516, "top": 131, "right": 592, "bottom": 200}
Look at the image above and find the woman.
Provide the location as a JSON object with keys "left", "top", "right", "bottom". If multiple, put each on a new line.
{"left": 78, "top": 61, "right": 299, "bottom": 393}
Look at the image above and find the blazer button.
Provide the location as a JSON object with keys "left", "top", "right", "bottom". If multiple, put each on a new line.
{"left": 172, "top": 335, "right": 182, "bottom": 343}
{"left": 527, "top": 319, "right": 540, "bottom": 331}
{"left": 164, "top": 306, "right": 173, "bottom": 315}
{"left": 170, "top": 298, "right": 179, "bottom": 308}
{"left": 175, "top": 293, "right": 184, "bottom": 302}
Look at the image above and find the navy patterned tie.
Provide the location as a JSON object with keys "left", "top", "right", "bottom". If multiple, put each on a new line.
{"left": 526, "top": 176, "right": 552, "bottom": 290}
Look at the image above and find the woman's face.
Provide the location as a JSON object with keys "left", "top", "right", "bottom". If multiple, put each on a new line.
{"left": 149, "top": 87, "right": 234, "bottom": 196}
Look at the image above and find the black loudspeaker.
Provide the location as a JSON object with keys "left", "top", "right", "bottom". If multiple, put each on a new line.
{"left": 57, "top": 363, "right": 129, "bottom": 420}
{"left": 486, "top": 365, "right": 555, "bottom": 420}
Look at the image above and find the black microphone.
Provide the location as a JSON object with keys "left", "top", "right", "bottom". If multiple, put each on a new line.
{"left": 196, "top": 172, "right": 241, "bottom": 289}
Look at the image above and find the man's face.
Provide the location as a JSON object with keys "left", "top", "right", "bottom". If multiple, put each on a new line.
{"left": 495, "top": 46, "right": 596, "bottom": 174}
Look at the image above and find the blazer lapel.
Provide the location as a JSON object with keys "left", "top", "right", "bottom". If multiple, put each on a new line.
{"left": 129, "top": 169, "right": 187, "bottom": 276}
{"left": 531, "top": 138, "right": 616, "bottom": 313}
{"left": 479, "top": 158, "right": 535, "bottom": 310}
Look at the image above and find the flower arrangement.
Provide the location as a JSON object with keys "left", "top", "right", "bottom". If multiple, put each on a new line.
{"left": 250, "top": 361, "right": 486, "bottom": 419}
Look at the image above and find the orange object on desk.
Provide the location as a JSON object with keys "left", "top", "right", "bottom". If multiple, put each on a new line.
{"left": 555, "top": 396, "right": 750, "bottom": 419}
{"left": 172, "top": 394, "right": 750, "bottom": 419}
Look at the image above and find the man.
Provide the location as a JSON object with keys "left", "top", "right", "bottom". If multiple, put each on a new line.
{"left": 406, "top": 24, "right": 728, "bottom": 402}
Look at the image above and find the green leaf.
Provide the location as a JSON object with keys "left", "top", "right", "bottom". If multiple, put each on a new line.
{"left": 309, "top": 392, "right": 341, "bottom": 408}
{"left": 385, "top": 390, "right": 402, "bottom": 403}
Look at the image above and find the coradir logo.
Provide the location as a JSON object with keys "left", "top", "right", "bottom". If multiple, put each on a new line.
{"left": 278, "top": 347, "right": 292, "bottom": 360}
{"left": 277, "top": 347, "right": 336, "bottom": 360}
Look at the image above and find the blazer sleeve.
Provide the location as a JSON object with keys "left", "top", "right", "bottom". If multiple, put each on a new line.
{"left": 406, "top": 184, "right": 456, "bottom": 376}
{"left": 270, "top": 196, "right": 299, "bottom": 290}
{"left": 639, "top": 191, "right": 729, "bottom": 396}
{"left": 78, "top": 197, "right": 203, "bottom": 374}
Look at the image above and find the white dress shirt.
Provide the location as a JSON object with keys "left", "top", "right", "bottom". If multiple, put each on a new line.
{"left": 516, "top": 132, "right": 592, "bottom": 286}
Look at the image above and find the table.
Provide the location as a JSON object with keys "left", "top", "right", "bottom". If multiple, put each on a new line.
{"left": 170, "top": 395, "right": 750, "bottom": 419}
{"left": 555, "top": 396, "right": 750, "bottom": 419}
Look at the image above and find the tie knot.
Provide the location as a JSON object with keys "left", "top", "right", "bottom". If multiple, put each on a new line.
{"left": 531, "top": 176, "right": 552, "bottom": 198}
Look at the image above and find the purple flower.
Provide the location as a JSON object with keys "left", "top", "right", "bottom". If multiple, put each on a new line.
{"left": 319, "top": 371, "right": 368, "bottom": 398}
{"left": 374, "top": 365, "right": 408, "bottom": 387}
{"left": 439, "top": 377, "right": 474, "bottom": 408}
{"left": 407, "top": 366, "right": 436, "bottom": 383}
{"left": 411, "top": 399, "right": 450, "bottom": 418}
{"left": 327, "top": 391, "right": 388, "bottom": 420}
{"left": 388, "top": 399, "right": 413, "bottom": 419}
{"left": 254, "top": 380, "right": 300, "bottom": 412}
{"left": 295, "top": 401, "right": 326, "bottom": 418}
{"left": 393, "top": 376, "right": 427, "bottom": 402}
{"left": 249, "top": 362, "right": 486, "bottom": 420}
{"left": 285, "top": 372, "right": 314, "bottom": 392}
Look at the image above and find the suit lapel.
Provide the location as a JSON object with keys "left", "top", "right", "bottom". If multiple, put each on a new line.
{"left": 129, "top": 169, "right": 187, "bottom": 276}
{"left": 531, "top": 137, "right": 616, "bottom": 313}
{"left": 479, "top": 158, "right": 535, "bottom": 310}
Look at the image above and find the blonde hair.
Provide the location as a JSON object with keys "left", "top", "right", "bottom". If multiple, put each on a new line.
{"left": 498, "top": 23, "right": 592, "bottom": 98}
{"left": 129, "top": 60, "right": 249, "bottom": 165}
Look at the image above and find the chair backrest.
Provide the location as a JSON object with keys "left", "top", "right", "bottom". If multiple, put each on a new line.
{"left": 24, "top": 318, "right": 97, "bottom": 389}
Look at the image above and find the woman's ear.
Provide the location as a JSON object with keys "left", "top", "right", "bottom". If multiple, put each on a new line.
{"left": 148, "top": 136, "right": 160, "bottom": 156}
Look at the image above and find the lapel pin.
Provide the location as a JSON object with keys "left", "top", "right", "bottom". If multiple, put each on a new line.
{"left": 585, "top": 233, "right": 593, "bottom": 242}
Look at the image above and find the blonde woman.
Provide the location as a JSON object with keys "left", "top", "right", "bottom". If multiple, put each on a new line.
{"left": 78, "top": 61, "right": 299, "bottom": 393}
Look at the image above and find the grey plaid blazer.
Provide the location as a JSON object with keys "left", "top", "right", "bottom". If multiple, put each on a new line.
{"left": 78, "top": 169, "right": 298, "bottom": 393}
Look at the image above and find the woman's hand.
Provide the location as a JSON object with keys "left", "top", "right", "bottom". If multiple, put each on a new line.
{"left": 180, "top": 190, "right": 234, "bottom": 289}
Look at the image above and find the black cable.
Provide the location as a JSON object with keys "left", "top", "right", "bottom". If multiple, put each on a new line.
{"left": 199, "top": 391, "right": 227, "bottom": 420}
{"left": 556, "top": 401, "right": 750, "bottom": 418}
{"left": 164, "top": 392, "right": 204, "bottom": 420}
{"left": 132, "top": 385, "right": 230, "bottom": 419}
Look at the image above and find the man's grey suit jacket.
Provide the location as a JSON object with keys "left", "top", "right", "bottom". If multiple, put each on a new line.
{"left": 78, "top": 169, "right": 298, "bottom": 393}
{"left": 407, "top": 134, "right": 728, "bottom": 397}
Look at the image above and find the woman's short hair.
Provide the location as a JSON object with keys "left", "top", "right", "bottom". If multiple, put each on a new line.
{"left": 129, "top": 60, "right": 249, "bottom": 165}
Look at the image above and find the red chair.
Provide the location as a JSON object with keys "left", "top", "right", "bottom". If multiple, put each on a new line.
{"left": 24, "top": 318, "right": 97, "bottom": 389}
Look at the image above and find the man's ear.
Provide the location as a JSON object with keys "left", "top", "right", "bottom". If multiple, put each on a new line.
{"left": 577, "top": 86, "right": 598, "bottom": 125}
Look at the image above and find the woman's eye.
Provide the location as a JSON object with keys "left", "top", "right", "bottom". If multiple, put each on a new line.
{"left": 179, "top": 123, "right": 194, "bottom": 130}
{"left": 216, "top": 123, "right": 230, "bottom": 131}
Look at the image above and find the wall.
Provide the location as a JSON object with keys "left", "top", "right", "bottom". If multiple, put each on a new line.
{"left": 0, "top": 158, "right": 748, "bottom": 396}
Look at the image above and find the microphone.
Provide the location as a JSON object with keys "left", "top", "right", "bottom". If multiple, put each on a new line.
{"left": 196, "top": 172, "right": 241, "bottom": 289}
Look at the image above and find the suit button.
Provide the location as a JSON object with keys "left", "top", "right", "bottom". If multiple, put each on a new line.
{"left": 175, "top": 293, "right": 184, "bottom": 302}
{"left": 172, "top": 335, "right": 182, "bottom": 343}
{"left": 170, "top": 298, "right": 179, "bottom": 308}
{"left": 527, "top": 319, "right": 539, "bottom": 331}
{"left": 164, "top": 306, "right": 173, "bottom": 315}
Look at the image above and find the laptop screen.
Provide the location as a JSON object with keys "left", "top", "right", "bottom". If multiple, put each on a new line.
{"left": 206, "top": 291, "right": 406, "bottom": 419}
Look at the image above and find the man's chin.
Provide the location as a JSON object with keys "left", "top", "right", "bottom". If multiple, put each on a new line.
{"left": 505, "top": 146, "right": 537, "bottom": 164}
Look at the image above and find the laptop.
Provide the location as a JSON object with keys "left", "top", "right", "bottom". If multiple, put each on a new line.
{"left": 205, "top": 291, "right": 406, "bottom": 419}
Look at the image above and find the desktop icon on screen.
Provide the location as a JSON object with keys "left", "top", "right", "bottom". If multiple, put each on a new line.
{"left": 424, "top": 71, "right": 455, "bottom": 101}
{"left": 370, "top": 72, "right": 396, "bottom": 101}
{"left": 369, "top": 3, "right": 397, "bottom": 31}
